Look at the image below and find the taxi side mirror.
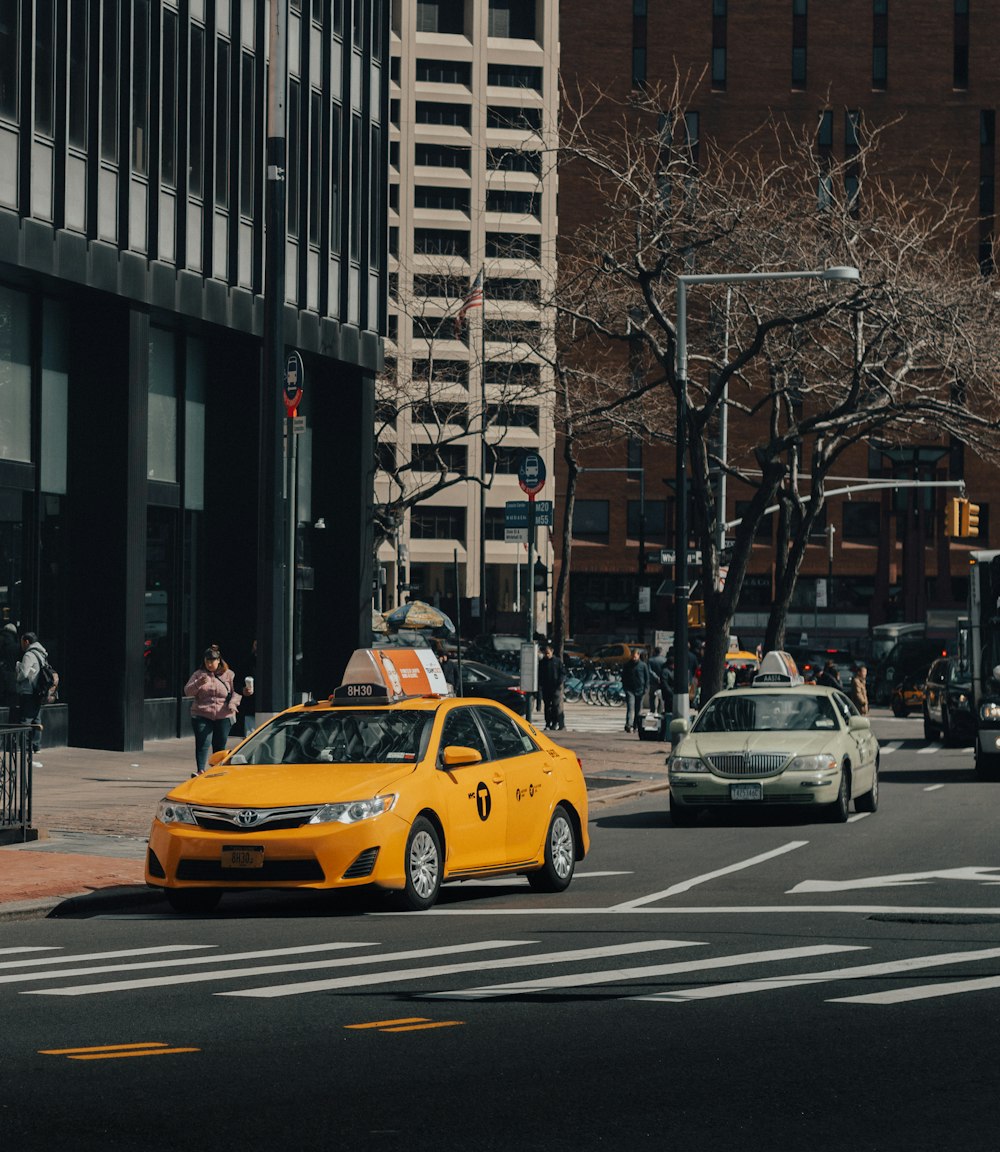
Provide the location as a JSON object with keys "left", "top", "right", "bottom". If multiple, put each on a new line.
{"left": 441, "top": 745, "right": 483, "bottom": 768}
{"left": 669, "top": 718, "right": 690, "bottom": 738}
{"left": 849, "top": 715, "right": 871, "bottom": 731}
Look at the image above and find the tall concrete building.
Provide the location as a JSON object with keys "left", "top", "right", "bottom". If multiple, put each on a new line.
{"left": 0, "top": 0, "right": 387, "bottom": 749}
{"left": 380, "top": 0, "right": 558, "bottom": 635}
{"left": 557, "top": 0, "right": 999, "bottom": 651}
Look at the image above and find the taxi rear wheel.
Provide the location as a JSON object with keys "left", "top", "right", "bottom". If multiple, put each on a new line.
{"left": 401, "top": 817, "right": 442, "bottom": 911}
{"left": 528, "top": 805, "right": 576, "bottom": 892}
{"left": 165, "top": 888, "right": 222, "bottom": 913}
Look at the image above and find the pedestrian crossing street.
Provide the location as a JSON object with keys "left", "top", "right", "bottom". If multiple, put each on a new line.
{"left": 4, "top": 935, "right": 999, "bottom": 1008}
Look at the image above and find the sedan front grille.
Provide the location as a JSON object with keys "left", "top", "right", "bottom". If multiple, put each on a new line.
{"left": 705, "top": 752, "right": 789, "bottom": 778}
{"left": 190, "top": 804, "right": 323, "bottom": 832}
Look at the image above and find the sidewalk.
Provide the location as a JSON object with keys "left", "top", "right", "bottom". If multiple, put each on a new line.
{"left": 0, "top": 717, "right": 669, "bottom": 919}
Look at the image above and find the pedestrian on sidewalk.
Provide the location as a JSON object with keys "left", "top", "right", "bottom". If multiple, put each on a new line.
{"left": 647, "top": 646, "right": 666, "bottom": 714}
{"left": 14, "top": 630, "right": 48, "bottom": 764}
{"left": 539, "top": 643, "right": 565, "bottom": 730}
{"left": 849, "top": 663, "right": 869, "bottom": 715}
{"left": 185, "top": 646, "right": 250, "bottom": 774}
{"left": 621, "top": 649, "right": 650, "bottom": 733}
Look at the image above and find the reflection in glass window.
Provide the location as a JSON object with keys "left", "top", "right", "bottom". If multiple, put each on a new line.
{"left": 148, "top": 329, "right": 177, "bottom": 482}
{"left": 0, "top": 286, "right": 31, "bottom": 462}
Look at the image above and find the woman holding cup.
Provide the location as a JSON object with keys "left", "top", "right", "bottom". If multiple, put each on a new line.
{"left": 184, "top": 645, "right": 252, "bottom": 775}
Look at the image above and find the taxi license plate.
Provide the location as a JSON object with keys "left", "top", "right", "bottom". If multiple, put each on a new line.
{"left": 730, "top": 783, "right": 762, "bottom": 801}
{"left": 222, "top": 845, "right": 264, "bottom": 869}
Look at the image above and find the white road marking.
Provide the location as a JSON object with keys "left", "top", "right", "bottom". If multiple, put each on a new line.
{"left": 832, "top": 975, "right": 1000, "bottom": 1005}
{"left": 428, "top": 945, "right": 864, "bottom": 1000}
{"left": 847, "top": 813, "right": 871, "bottom": 823}
{"left": 462, "top": 870, "right": 631, "bottom": 887}
{"left": 394, "top": 904, "right": 1000, "bottom": 916}
{"left": 789, "top": 866, "right": 1000, "bottom": 894}
{"left": 6, "top": 942, "right": 375, "bottom": 988}
{"left": 918, "top": 743, "right": 943, "bottom": 755}
{"left": 221, "top": 939, "right": 702, "bottom": 999}
{"left": 611, "top": 841, "right": 809, "bottom": 911}
{"left": 0, "top": 945, "right": 214, "bottom": 971}
{"left": 924, "top": 784, "right": 945, "bottom": 792}
{"left": 636, "top": 946, "right": 1000, "bottom": 1002}
{"left": 880, "top": 741, "right": 903, "bottom": 755}
{"left": 25, "top": 940, "right": 530, "bottom": 997}
{"left": 0, "top": 948, "right": 60, "bottom": 956}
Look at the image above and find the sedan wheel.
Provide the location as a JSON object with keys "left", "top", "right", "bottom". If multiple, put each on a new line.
{"left": 528, "top": 805, "right": 576, "bottom": 892}
{"left": 922, "top": 710, "right": 939, "bottom": 741}
{"left": 401, "top": 817, "right": 442, "bottom": 911}
{"left": 854, "top": 761, "right": 879, "bottom": 813}
{"left": 826, "top": 768, "right": 851, "bottom": 823}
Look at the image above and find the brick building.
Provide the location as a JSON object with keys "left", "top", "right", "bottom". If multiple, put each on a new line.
{"left": 556, "top": 0, "right": 998, "bottom": 651}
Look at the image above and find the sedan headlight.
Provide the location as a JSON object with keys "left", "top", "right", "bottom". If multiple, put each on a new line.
{"left": 980, "top": 702, "right": 1000, "bottom": 722}
{"left": 156, "top": 800, "right": 197, "bottom": 825}
{"left": 788, "top": 754, "right": 838, "bottom": 773}
{"left": 307, "top": 795, "right": 396, "bottom": 824}
{"left": 669, "top": 755, "right": 708, "bottom": 773}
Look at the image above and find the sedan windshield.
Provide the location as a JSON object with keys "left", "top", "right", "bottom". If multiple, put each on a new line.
{"left": 694, "top": 693, "right": 838, "bottom": 733}
{"left": 233, "top": 710, "right": 433, "bottom": 765}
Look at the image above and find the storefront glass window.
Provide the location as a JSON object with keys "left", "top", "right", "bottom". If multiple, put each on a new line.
{"left": 145, "top": 506, "right": 175, "bottom": 698}
{"left": 41, "top": 299, "right": 68, "bottom": 494}
{"left": 148, "top": 328, "right": 177, "bottom": 481}
{"left": 184, "top": 337, "right": 205, "bottom": 509}
{"left": 0, "top": 286, "right": 31, "bottom": 462}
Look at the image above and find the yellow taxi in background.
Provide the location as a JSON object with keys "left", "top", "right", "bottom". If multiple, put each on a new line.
{"left": 146, "top": 648, "right": 589, "bottom": 913}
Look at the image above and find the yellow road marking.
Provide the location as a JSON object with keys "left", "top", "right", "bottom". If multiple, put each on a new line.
{"left": 40, "top": 1042, "right": 199, "bottom": 1060}
{"left": 344, "top": 1018, "right": 429, "bottom": 1030}
{"left": 344, "top": 1017, "right": 464, "bottom": 1033}
{"left": 381, "top": 1021, "right": 463, "bottom": 1033}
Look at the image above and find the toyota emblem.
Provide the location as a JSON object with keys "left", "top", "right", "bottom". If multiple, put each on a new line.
{"left": 236, "top": 810, "right": 260, "bottom": 826}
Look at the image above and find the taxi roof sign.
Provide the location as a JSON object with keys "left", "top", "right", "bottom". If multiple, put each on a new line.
{"left": 752, "top": 650, "right": 803, "bottom": 687}
{"left": 338, "top": 647, "right": 449, "bottom": 701}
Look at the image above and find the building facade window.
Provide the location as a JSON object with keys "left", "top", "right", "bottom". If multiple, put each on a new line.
{"left": 627, "top": 500, "right": 666, "bottom": 538}
{"left": 34, "top": 0, "right": 55, "bottom": 137}
{"left": 416, "top": 142, "right": 471, "bottom": 169}
{"left": 485, "top": 231, "right": 540, "bottom": 259}
{"left": 572, "top": 500, "right": 610, "bottom": 540}
{"left": 416, "top": 58, "right": 471, "bottom": 85}
{"left": 415, "top": 185, "right": 471, "bottom": 212}
{"left": 416, "top": 1, "right": 465, "bottom": 36}
{"left": 101, "top": 0, "right": 120, "bottom": 161}
{"left": 485, "top": 189, "right": 539, "bottom": 216}
{"left": 0, "top": 286, "right": 31, "bottom": 463}
{"left": 632, "top": 0, "right": 647, "bottom": 89}
{"left": 712, "top": 0, "right": 727, "bottom": 89}
{"left": 410, "top": 505, "right": 467, "bottom": 541}
{"left": 792, "top": 0, "right": 807, "bottom": 89}
{"left": 0, "top": 0, "right": 18, "bottom": 120}
{"left": 486, "top": 105, "right": 541, "bottom": 132}
{"left": 954, "top": 0, "right": 969, "bottom": 88}
{"left": 416, "top": 101, "right": 471, "bottom": 129}
{"left": 845, "top": 109, "right": 862, "bottom": 212}
{"left": 484, "top": 361, "right": 540, "bottom": 387}
{"left": 148, "top": 328, "right": 178, "bottom": 483}
{"left": 842, "top": 501, "right": 881, "bottom": 541}
{"left": 486, "top": 403, "right": 539, "bottom": 431}
{"left": 488, "top": 63, "right": 542, "bottom": 89}
{"left": 488, "top": 0, "right": 536, "bottom": 41}
{"left": 872, "top": 0, "right": 888, "bottom": 89}
{"left": 487, "top": 147, "right": 541, "bottom": 175}
{"left": 411, "top": 444, "right": 468, "bottom": 474}
{"left": 160, "top": 8, "right": 178, "bottom": 186}
{"left": 131, "top": 0, "right": 151, "bottom": 175}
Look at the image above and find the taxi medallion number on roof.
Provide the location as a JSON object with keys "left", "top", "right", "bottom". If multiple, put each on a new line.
{"left": 145, "top": 648, "right": 589, "bottom": 912}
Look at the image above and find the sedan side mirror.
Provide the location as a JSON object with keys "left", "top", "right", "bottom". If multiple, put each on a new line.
{"left": 669, "top": 717, "right": 690, "bottom": 738}
{"left": 441, "top": 745, "right": 483, "bottom": 768}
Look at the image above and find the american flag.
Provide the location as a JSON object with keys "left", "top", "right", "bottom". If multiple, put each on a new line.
{"left": 454, "top": 268, "right": 484, "bottom": 337}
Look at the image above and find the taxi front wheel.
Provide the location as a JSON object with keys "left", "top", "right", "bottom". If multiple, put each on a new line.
{"left": 401, "top": 817, "right": 442, "bottom": 911}
{"left": 528, "top": 805, "right": 576, "bottom": 893}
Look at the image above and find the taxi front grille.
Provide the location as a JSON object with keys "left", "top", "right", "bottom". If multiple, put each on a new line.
{"left": 705, "top": 752, "right": 789, "bottom": 778}
{"left": 176, "top": 859, "right": 325, "bottom": 882}
{"left": 191, "top": 804, "right": 322, "bottom": 832}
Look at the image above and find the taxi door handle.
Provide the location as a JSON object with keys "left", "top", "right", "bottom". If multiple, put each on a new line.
{"left": 492, "top": 773, "right": 504, "bottom": 784}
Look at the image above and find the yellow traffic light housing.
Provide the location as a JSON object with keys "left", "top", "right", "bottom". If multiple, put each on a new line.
{"left": 687, "top": 600, "right": 705, "bottom": 628}
{"left": 944, "top": 497, "right": 961, "bottom": 537}
{"left": 961, "top": 499, "right": 981, "bottom": 538}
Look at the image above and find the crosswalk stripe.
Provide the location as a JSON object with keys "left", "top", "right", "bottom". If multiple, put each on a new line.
{"left": 24, "top": 940, "right": 531, "bottom": 997}
{"left": 0, "top": 945, "right": 214, "bottom": 971}
{"left": 220, "top": 939, "right": 702, "bottom": 1000}
{"left": 831, "top": 974, "right": 1000, "bottom": 1005}
{"left": 918, "top": 743, "right": 943, "bottom": 755}
{"left": 880, "top": 741, "right": 903, "bottom": 755}
{"left": 8, "top": 941, "right": 375, "bottom": 989}
{"left": 636, "top": 945, "right": 1000, "bottom": 1002}
{"left": 0, "top": 948, "right": 60, "bottom": 956}
{"left": 428, "top": 945, "right": 863, "bottom": 1000}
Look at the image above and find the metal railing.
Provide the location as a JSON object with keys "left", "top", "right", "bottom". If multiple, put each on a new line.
{"left": 0, "top": 724, "right": 33, "bottom": 841}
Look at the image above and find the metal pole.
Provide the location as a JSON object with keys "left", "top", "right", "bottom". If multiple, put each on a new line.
{"left": 257, "top": 0, "right": 288, "bottom": 716}
{"left": 526, "top": 498, "right": 536, "bottom": 725}
{"left": 673, "top": 280, "right": 690, "bottom": 727}
{"left": 454, "top": 548, "right": 463, "bottom": 695}
{"left": 287, "top": 421, "right": 296, "bottom": 701}
{"left": 479, "top": 307, "right": 487, "bottom": 635}
{"left": 637, "top": 469, "right": 646, "bottom": 641}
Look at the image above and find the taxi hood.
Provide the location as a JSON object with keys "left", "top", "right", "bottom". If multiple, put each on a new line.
{"left": 169, "top": 760, "right": 418, "bottom": 805}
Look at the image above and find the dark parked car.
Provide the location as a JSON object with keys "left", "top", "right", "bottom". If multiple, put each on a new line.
{"left": 923, "top": 657, "right": 974, "bottom": 743}
{"left": 455, "top": 659, "right": 529, "bottom": 716}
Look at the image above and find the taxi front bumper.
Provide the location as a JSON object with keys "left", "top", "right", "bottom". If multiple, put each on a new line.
{"left": 145, "top": 810, "right": 413, "bottom": 892}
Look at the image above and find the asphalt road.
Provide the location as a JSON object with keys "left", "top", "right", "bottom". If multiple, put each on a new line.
{"left": 4, "top": 715, "right": 1000, "bottom": 1151}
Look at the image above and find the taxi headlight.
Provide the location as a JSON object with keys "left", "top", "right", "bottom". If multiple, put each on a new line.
{"left": 670, "top": 756, "right": 707, "bottom": 773}
{"left": 980, "top": 702, "right": 1000, "bottom": 722}
{"left": 308, "top": 795, "right": 396, "bottom": 824}
{"left": 788, "top": 754, "right": 838, "bottom": 773}
{"left": 156, "top": 800, "right": 197, "bottom": 825}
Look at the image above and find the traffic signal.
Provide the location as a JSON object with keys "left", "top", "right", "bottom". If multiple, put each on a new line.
{"left": 961, "top": 499, "right": 981, "bottom": 538}
{"left": 944, "top": 497, "right": 961, "bottom": 537}
{"left": 687, "top": 600, "right": 705, "bottom": 628}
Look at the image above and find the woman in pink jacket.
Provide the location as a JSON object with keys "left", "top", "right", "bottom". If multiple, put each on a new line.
{"left": 184, "top": 647, "right": 250, "bottom": 774}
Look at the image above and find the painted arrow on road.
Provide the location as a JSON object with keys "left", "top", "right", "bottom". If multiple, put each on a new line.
{"left": 789, "top": 867, "right": 1000, "bottom": 893}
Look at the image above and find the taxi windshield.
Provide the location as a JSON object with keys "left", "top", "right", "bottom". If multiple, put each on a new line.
{"left": 233, "top": 710, "right": 433, "bottom": 765}
{"left": 694, "top": 693, "right": 838, "bottom": 733}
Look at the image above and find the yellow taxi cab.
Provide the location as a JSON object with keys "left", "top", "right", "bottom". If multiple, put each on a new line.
{"left": 146, "top": 648, "right": 590, "bottom": 913}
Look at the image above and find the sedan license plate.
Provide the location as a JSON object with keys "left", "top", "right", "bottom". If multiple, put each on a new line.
{"left": 730, "top": 783, "right": 762, "bottom": 801}
{"left": 222, "top": 845, "right": 264, "bottom": 869}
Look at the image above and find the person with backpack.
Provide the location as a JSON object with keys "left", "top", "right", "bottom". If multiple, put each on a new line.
{"left": 15, "top": 631, "right": 52, "bottom": 766}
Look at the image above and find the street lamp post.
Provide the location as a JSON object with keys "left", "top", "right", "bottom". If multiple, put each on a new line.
{"left": 672, "top": 266, "right": 859, "bottom": 728}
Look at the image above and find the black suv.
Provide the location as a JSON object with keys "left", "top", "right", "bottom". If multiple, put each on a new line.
{"left": 923, "top": 657, "right": 974, "bottom": 744}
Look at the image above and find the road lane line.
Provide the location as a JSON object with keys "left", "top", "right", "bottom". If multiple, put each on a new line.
{"left": 847, "top": 813, "right": 871, "bottom": 823}
{"left": 0, "top": 945, "right": 215, "bottom": 971}
{"left": 384, "top": 904, "right": 1000, "bottom": 916}
{"left": 918, "top": 743, "right": 942, "bottom": 755}
{"left": 831, "top": 975, "right": 1000, "bottom": 1005}
{"left": 924, "top": 784, "right": 945, "bottom": 792}
{"left": 381, "top": 1021, "right": 464, "bottom": 1032}
{"left": 5, "top": 942, "right": 376, "bottom": 987}
{"left": 636, "top": 946, "right": 1000, "bottom": 1002}
{"left": 25, "top": 940, "right": 532, "bottom": 997}
{"left": 220, "top": 940, "right": 703, "bottom": 999}
{"left": 610, "top": 841, "right": 810, "bottom": 910}
{"left": 0, "top": 948, "right": 60, "bottom": 956}
{"left": 880, "top": 741, "right": 903, "bottom": 755}
{"left": 427, "top": 945, "right": 864, "bottom": 1000}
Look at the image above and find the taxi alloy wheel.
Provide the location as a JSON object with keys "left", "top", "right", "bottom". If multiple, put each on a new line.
{"left": 402, "top": 817, "right": 442, "bottom": 911}
{"left": 528, "top": 805, "right": 576, "bottom": 893}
